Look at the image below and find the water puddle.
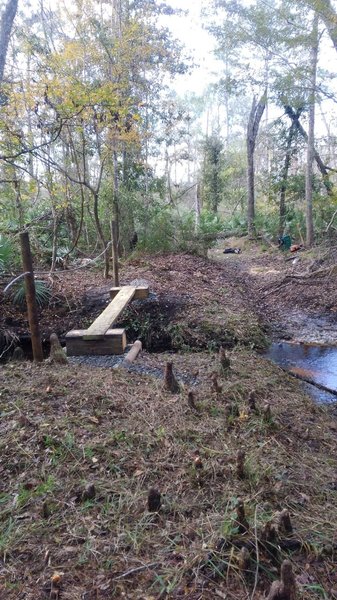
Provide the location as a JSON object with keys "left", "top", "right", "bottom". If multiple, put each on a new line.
{"left": 265, "top": 342, "right": 337, "bottom": 403}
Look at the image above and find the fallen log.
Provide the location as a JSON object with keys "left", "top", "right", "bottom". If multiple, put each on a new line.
{"left": 276, "top": 364, "right": 337, "bottom": 398}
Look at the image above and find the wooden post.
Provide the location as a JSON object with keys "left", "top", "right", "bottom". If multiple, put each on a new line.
{"left": 20, "top": 231, "right": 43, "bottom": 362}
{"left": 111, "top": 218, "right": 119, "bottom": 286}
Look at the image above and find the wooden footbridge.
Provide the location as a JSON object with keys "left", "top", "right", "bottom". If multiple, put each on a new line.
{"left": 66, "top": 285, "right": 149, "bottom": 356}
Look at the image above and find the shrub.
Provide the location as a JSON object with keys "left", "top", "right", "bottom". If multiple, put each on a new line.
{"left": 11, "top": 279, "right": 52, "bottom": 309}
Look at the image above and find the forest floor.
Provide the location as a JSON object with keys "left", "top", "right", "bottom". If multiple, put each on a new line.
{"left": 1, "top": 238, "right": 337, "bottom": 599}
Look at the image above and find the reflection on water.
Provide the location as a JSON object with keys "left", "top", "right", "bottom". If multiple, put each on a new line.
{"left": 266, "top": 342, "right": 337, "bottom": 404}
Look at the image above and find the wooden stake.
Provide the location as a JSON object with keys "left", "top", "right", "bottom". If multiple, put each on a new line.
{"left": 20, "top": 231, "right": 43, "bottom": 362}
{"left": 111, "top": 218, "right": 119, "bottom": 286}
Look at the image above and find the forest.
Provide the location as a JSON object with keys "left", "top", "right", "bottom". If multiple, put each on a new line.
{"left": 1, "top": 1, "right": 337, "bottom": 599}
{"left": 1, "top": 0, "right": 337, "bottom": 269}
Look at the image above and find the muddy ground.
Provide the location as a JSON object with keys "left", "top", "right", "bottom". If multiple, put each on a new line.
{"left": 1, "top": 239, "right": 337, "bottom": 599}
{"left": 2, "top": 236, "right": 337, "bottom": 353}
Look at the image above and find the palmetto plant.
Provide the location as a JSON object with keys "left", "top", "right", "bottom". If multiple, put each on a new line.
{"left": 11, "top": 279, "right": 52, "bottom": 309}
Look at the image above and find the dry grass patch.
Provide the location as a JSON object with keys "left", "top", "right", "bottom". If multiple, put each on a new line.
{"left": 0, "top": 350, "right": 336, "bottom": 599}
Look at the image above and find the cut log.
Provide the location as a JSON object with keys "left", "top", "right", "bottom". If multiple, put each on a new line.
{"left": 122, "top": 340, "right": 142, "bottom": 364}
{"left": 83, "top": 286, "right": 136, "bottom": 340}
{"left": 66, "top": 328, "right": 127, "bottom": 356}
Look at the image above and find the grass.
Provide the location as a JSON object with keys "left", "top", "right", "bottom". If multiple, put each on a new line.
{"left": 0, "top": 349, "right": 336, "bottom": 599}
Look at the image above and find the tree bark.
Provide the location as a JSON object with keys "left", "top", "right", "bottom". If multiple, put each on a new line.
{"left": 284, "top": 105, "right": 333, "bottom": 196}
{"left": 246, "top": 91, "right": 267, "bottom": 236}
{"left": 112, "top": 148, "right": 121, "bottom": 256}
{"left": 305, "top": 15, "right": 319, "bottom": 247}
{"left": 50, "top": 209, "right": 59, "bottom": 274}
{"left": 0, "top": 0, "right": 18, "bottom": 84}
{"left": 110, "top": 218, "right": 119, "bottom": 286}
{"left": 20, "top": 231, "right": 43, "bottom": 363}
{"left": 279, "top": 122, "right": 297, "bottom": 237}
{"left": 194, "top": 182, "right": 201, "bottom": 232}
{"left": 93, "top": 191, "right": 110, "bottom": 278}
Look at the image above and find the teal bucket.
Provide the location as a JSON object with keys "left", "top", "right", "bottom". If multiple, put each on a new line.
{"left": 279, "top": 235, "right": 291, "bottom": 250}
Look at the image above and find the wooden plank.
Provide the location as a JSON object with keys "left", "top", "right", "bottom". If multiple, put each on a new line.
{"left": 66, "top": 329, "right": 127, "bottom": 356}
{"left": 83, "top": 286, "right": 136, "bottom": 340}
{"left": 109, "top": 286, "right": 149, "bottom": 300}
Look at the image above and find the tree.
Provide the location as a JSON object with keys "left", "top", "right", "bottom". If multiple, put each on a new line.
{"left": 201, "top": 133, "right": 224, "bottom": 214}
{"left": 303, "top": 0, "right": 337, "bottom": 53}
{"left": 247, "top": 91, "right": 266, "bottom": 235}
{"left": 305, "top": 14, "right": 319, "bottom": 246}
{"left": 278, "top": 117, "right": 301, "bottom": 237}
{"left": 0, "top": 0, "right": 18, "bottom": 85}
{"left": 0, "top": 0, "right": 189, "bottom": 269}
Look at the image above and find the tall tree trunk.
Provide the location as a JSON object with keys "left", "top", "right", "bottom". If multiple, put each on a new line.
{"left": 93, "top": 191, "right": 109, "bottom": 278}
{"left": 279, "top": 123, "right": 296, "bottom": 237}
{"left": 0, "top": 0, "right": 18, "bottom": 84}
{"left": 305, "top": 15, "right": 319, "bottom": 247}
{"left": 246, "top": 91, "right": 267, "bottom": 236}
{"left": 112, "top": 148, "right": 121, "bottom": 256}
{"left": 50, "top": 209, "right": 59, "bottom": 274}
{"left": 194, "top": 182, "right": 201, "bottom": 232}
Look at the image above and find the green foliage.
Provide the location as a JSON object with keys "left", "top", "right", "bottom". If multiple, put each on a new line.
{"left": 198, "top": 209, "right": 224, "bottom": 238}
{"left": 135, "top": 204, "right": 225, "bottom": 255}
{"left": 11, "top": 279, "right": 52, "bottom": 309}
{"left": 222, "top": 213, "right": 248, "bottom": 235}
{"left": 138, "top": 205, "right": 175, "bottom": 253}
{"left": 201, "top": 134, "right": 225, "bottom": 213}
{"left": 0, "top": 235, "right": 15, "bottom": 272}
{"left": 221, "top": 149, "right": 247, "bottom": 213}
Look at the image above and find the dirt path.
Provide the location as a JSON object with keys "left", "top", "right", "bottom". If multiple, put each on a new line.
{"left": 210, "top": 238, "right": 337, "bottom": 345}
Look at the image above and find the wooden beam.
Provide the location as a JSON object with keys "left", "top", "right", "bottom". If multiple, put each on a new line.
{"left": 109, "top": 286, "right": 149, "bottom": 300}
{"left": 83, "top": 286, "right": 136, "bottom": 340}
{"left": 66, "top": 328, "right": 127, "bottom": 356}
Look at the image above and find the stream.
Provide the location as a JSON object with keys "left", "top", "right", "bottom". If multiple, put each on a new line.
{"left": 266, "top": 341, "right": 337, "bottom": 404}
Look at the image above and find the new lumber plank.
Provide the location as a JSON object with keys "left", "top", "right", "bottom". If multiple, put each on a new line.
{"left": 110, "top": 286, "right": 149, "bottom": 300}
{"left": 83, "top": 286, "right": 136, "bottom": 340}
{"left": 66, "top": 328, "right": 127, "bottom": 356}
